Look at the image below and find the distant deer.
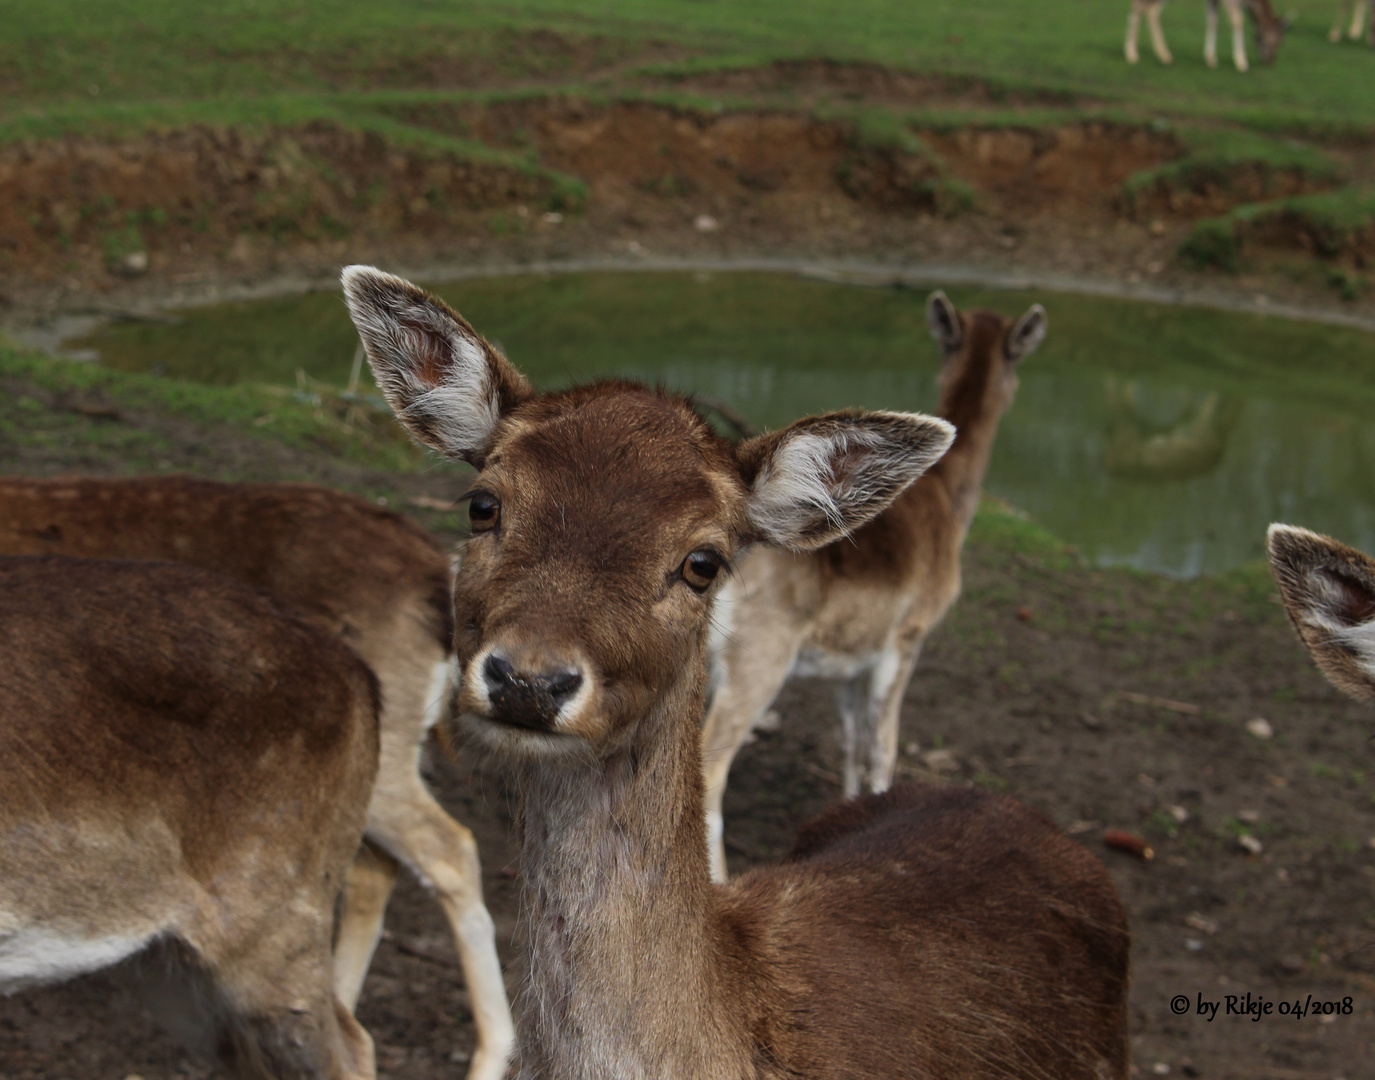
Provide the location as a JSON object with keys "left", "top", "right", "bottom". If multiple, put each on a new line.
{"left": 343, "top": 265, "right": 1131, "bottom": 1080}
{"left": 1330, "top": 0, "right": 1372, "bottom": 43}
{"left": 0, "top": 556, "right": 378, "bottom": 1079}
{"left": 1268, "top": 524, "right": 1375, "bottom": 701}
{"left": 700, "top": 291, "right": 1045, "bottom": 880}
{"left": 0, "top": 477, "right": 514, "bottom": 1080}
{"left": 1126, "top": 0, "right": 1289, "bottom": 71}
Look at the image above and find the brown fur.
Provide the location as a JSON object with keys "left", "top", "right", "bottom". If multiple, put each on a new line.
{"left": 701, "top": 294, "right": 1043, "bottom": 878}
{"left": 0, "top": 475, "right": 516, "bottom": 1079}
{"left": 1267, "top": 524, "right": 1375, "bottom": 703}
{"left": 0, "top": 556, "right": 378, "bottom": 1080}
{"left": 343, "top": 265, "right": 1130, "bottom": 1080}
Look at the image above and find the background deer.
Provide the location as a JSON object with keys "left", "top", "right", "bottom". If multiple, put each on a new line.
{"left": 1126, "top": 0, "right": 1288, "bottom": 71}
{"left": 1268, "top": 523, "right": 1375, "bottom": 701}
{"left": 700, "top": 291, "right": 1044, "bottom": 881}
{"left": 343, "top": 265, "right": 1131, "bottom": 1080}
{"left": 0, "top": 556, "right": 378, "bottom": 1080}
{"left": 1330, "top": 0, "right": 1371, "bottom": 44}
{"left": 0, "top": 476, "right": 514, "bottom": 1080}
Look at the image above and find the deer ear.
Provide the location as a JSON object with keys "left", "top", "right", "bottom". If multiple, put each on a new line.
{"left": 926, "top": 291, "right": 963, "bottom": 353}
{"left": 1004, "top": 304, "right": 1047, "bottom": 362}
{"left": 737, "top": 411, "right": 955, "bottom": 551}
{"left": 1268, "top": 524, "right": 1375, "bottom": 703}
{"left": 341, "top": 265, "right": 532, "bottom": 464}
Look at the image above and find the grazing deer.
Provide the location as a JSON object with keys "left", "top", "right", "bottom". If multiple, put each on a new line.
{"left": 343, "top": 265, "right": 1131, "bottom": 1080}
{"left": 1126, "top": 0, "right": 1288, "bottom": 71}
{"left": 0, "top": 476, "right": 514, "bottom": 1080}
{"left": 0, "top": 556, "right": 378, "bottom": 1080}
{"left": 1330, "top": 0, "right": 1371, "bottom": 43}
{"left": 700, "top": 291, "right": 1045, "bottom": 881}
{"left": 1268, "top": 524, "right": 1375, "bottom": 701}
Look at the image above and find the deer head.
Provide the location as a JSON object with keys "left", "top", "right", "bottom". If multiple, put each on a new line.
{"left": 1248, "top": 0, "right": 1289, "bottom": 63}
{"left": 926, "top": 290, "right": 1046, "bottom": 416}
{"left": 343, "top": 267, "right": 955, "bottom": 762}
{"left": 1268, "top": 523, "right": 1375, "bottom": 703}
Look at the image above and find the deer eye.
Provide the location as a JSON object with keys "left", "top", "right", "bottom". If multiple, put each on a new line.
{"left": 680, "top": 550, "right": 724, "bottom": 593}
{"left": 468, "top": 492, "right": 500, "bottom": 533}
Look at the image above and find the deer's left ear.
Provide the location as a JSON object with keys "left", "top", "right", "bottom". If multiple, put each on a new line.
{"left": 736, "top": 411, "right": 955, "bottom": 551}
{"left": 342, "top": 265, "right": 532, "bottom": 464}
{"left": 1004, "top": 304, "right": 1048, "bottom": 362}
{"left": 1268, "top": 524, "right": 1375, "bottom": 703}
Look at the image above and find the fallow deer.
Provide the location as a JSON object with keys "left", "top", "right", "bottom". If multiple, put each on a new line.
{"left": 1330, "top": 0, "right": 1371, "bottom": 44}
{"left": 343, "top": 265, "right": 1131, "bottom": 1080}
{"left": 1126, "top": 0, "right": 1288, "bottom": 71}
{"left": 1268, "top": 524, "right": 1375, "bottom": 701}
{"left": 700, "top": 291, "right": 1045, "bottom": 880}
{"left": 0, "top": 556, "right": 378, "bottom": 1079}
{"left": 0, "top": 476, "right": 514, "bottom": 1080}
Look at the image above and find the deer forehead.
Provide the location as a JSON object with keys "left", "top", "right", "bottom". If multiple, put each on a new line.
{"left": 483, "top": 391, "right": 747, "bottom": 550}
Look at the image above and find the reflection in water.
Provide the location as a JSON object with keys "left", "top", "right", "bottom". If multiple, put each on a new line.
{"left": 65, "top": 270, "right": 1375, "bottom": 577}
{"left": 1104, "top": 380, "right": 1243, "bottom": 483}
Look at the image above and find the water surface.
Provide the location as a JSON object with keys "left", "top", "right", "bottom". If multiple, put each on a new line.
{"left": 69, "top": 270, "right": 1375, "bottom": 576}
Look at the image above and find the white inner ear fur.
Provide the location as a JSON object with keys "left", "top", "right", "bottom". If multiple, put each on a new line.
{"left": 1305, "top": 569, "right": 1375, "bottom": 673}
{"left": 343, "top": 266, "right": 500, "bottom": 456}
{"left": 749, "top": 415, "right": 953, "bottom": 545}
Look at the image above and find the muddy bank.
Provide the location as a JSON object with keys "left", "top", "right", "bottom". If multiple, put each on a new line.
{"left": 1, "top": 90, "right": 1371, "bottom": 326}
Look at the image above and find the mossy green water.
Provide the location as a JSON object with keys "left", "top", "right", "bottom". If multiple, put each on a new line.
{"left": 68, "top": 269, "right": 1375, "bottom": 576}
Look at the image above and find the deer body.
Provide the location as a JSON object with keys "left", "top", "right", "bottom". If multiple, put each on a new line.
{"left": 702, "top": 294, "right": 1044, "bottom": 879}
{"left": 1126, "top": 0, "right": 1288, "bottom": 71}
{"left": 342, "top": 265, "right": 1131, "bottom": 1080}
{"left": 0, "top": 557, "right": 378, "bottom": 1079}
{"left": 0, "top": 476, "right": 514, "bottom": 1080}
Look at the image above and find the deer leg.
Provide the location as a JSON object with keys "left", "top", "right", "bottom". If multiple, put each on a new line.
{"left": 1225, "top": 0, "right": 1249, "bottom": 70}
{"left": 865, "top": 643, "right": 925, "bottom": 795}
{"left": 833, "top": 674, "right": 868, "bottom": 799}
{"left": 1353, "top": 0, "right": 1368, "bottom": 40}
{"left": 366, "top": 787, "right": 515, "bottom": 1080}
{"left": 1125, "top": 3, "right": 1143, "bottom": 63}
{"left": 1146, "top": 2, "right": 1173, "bottom": 64}
{"left": 332, "top": 841, "right": 400, "bottom": 1012}
{"left": 1331, "top": 0, "right": 1350, "bottom": 41}
{"left": 1205, "top": 0, "right": 1221, "bottom": 66}
{"left": 701, "top": 627, "right": 805, "bottom": 882}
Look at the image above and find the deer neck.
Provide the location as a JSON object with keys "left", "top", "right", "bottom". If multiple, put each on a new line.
{"left": 512, "top": 656, "right": 750, "bottom": 1080}
{"left": 930, "top": 367, "right": 1011, "bottom": 538}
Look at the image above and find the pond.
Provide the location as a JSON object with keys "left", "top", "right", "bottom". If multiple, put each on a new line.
{"left": 67, "top": 269, "right": 1375, "bottom": 577}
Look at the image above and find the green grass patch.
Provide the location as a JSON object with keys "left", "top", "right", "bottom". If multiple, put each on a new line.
{"left": 0, "top": 341, "right": 432, "bottom": 473}
{"left": 1181, "top": 186, "right": 1375, "bottom": 271}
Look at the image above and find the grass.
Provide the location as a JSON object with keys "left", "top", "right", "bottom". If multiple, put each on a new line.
{"left": 1181, "top": 186, "right": 1375, "bottom": 273}
{"left": 0, "top": 339, "right": 432, "bottom": 473}
{"left": 1, "top": 1, "right": 1372, "bottom": 135}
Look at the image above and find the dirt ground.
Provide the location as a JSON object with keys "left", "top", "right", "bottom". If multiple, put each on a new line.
{"left": 0, "top": 373, "right": 1373, "bottom": 1080}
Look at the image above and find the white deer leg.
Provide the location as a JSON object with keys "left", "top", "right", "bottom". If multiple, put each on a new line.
{"left": 1226, "top": 0, "right": 1250, "bottom": 70}
{"left": 1352, "top": 0, "right": 1368, "bottom": 40}
{"left": 1331, "top": 0, "right": 1350, "bottom": 41}
{"left": 866, "top": 643, "right": 924, "bottom": 795}
{"left": 834, "top": 675, "right": 867, "bottom": 799}
{"left": 1146, "top": 2, "right": 1174, "bottom": 63}
{"left": 1205, "top": 0, "right": 1221, "bottom": 66}
{"left": 1126, "top": 3, "right": 1143, "bottom": 63}
{"left": 333, "top": 841, "right": 401, "bottom": 1011}
{"left": 367, "top": 789, "right": 515, "bottom": 1080}
{"left": 701, "top": 598, "right": 808, "bottom": 882}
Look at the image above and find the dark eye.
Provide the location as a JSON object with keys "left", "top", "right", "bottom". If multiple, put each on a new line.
{"left": 680, "top": 550, "right": 723, "bottom": 592}
{"left": 468, "top": 492, "right": 500, "bottom": 533}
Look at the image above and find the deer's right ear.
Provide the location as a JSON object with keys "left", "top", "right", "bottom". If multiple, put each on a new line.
{"left": 1268, "top": 524, "right": 1375, "bottom": 703}
{"left": 926, "top": 291, "right": 963, "bottom": 353}
{"left": 737, "top": 411, "right": 955, "bottom": 551}
{"left": 342, "top": 265, "right": 532, "bottom": 464}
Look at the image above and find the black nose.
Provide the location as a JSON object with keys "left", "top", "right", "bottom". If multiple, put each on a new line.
{"left": 483, "top": 653, "right": 583, "bottom": 730}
